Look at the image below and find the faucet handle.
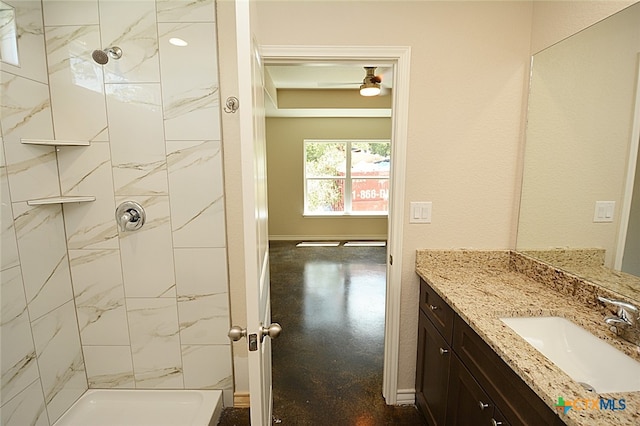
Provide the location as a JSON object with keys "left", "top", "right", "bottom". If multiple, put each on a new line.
{"left": 598, "top": 296, "right": 639, "bottom": 314}
{"left": 598, "top": 296, "right": 639, "bottom": 326}
{"left": 115, "top": 201, "right": 145, "bottom": 233}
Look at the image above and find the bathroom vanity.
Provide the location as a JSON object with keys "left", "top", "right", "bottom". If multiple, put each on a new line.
{"left": 415, "top": 250, "right": 640, "bottom": 426}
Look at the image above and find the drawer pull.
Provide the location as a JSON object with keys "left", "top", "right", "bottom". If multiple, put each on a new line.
{"left": 491, "top": 420, "right": 503, "bottom": 426}
{"left": 439, "top": 348, "right": 449, "bottom": 355}
{"left": 429, "top": 304, "right": 438, "bottom": 311}
{"left": 479, "top": 401, "right": 490, "bottom": 410}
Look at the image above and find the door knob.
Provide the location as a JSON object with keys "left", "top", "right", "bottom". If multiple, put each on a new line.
{"left": 228, "top": 326, "right": 247, "bottom": 342}
{"left": 259, "top": 323, "right": 282, "bottom": 342}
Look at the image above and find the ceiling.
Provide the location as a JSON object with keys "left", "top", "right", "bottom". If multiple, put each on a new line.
{"left": 264, "top": 63, "right": 393, "bottom": 117}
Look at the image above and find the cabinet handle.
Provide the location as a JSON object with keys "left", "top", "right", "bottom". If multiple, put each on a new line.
{"left": 491, "top": 419, "right": 503, "bottom": 426}
{"left": 479, "top": 401, "right": 490, "bottom": 410}
{"left": 439, "top": 348, "right": 449, "bottom": 355}
{"left": 429, "top": 304, "right": 438, "bottom": 311}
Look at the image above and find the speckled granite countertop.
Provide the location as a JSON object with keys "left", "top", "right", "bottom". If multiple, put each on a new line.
{"left": 415, "top": 250, "right": 640, "bottom": 426}
{"left": 520, "top": 248, "right": 640, "bottom": 303}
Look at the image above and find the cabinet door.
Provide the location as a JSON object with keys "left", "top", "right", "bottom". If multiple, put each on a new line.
{"left": 491, "top": 406, "right": 511, "bottom": 426}
{"left": 420, "top": 279, "right": 455, "bottom": 342}
{"left": 416, "top": 311, "right": 451, "bottom": 426}
{"left": 447, "top": 354, "right": 493, "bottom": 426}
{"left": 453, "top": 316, "right": 560, "bottom": 425}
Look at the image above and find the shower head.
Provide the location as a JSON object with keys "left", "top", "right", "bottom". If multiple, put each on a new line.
{"left": 92, "top": 46, "right": 122, "bottom": 65}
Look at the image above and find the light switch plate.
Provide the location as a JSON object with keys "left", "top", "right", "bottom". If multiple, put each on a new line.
{"left": 410, "top": 202, "right": 432, "bottom": 223}
{"left": 593, "top": 201, "right": 615, "bottom": 223}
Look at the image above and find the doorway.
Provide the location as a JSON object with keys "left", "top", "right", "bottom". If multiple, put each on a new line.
{"left": 267, "top": 241, "right": 424, "bottom": 423}
{"left": 260, "top": 45, "right": 411, "bottom": 405}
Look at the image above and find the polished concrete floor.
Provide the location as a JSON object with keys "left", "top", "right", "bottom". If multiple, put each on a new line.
{"left": 218, "top": 241, "right": 425, "bottom": 425}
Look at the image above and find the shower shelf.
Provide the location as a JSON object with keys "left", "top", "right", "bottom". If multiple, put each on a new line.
{"left": 27, "top": 196, "right": 96, "bottom": 206}
{"left": 21, "top": 138, "right": 90, "bottom": 146}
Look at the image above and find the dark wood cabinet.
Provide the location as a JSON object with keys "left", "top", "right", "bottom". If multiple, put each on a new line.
{"left": 446, "top": 354, "right": 497, "bottom": 426}
{"left": 453, "top": 315, "right": 561, "bottom": 426}
{"left": 419, "top": 276, "right": 455, "bottom": 342}
{"left": 416, "top": 310, "right": 451, "bottom": 425}
{"left": 416, "top": 278, "right": 563, "bottom": 426}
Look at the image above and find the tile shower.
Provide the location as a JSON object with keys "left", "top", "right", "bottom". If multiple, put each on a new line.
{"left": 0, "top": 1, "right": 232, "bottom": 425}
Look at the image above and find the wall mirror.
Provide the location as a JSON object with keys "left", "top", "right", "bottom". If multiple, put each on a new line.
{"left": 517, "top": 2, "right": 640, "bottom": 303}
{"left": 0, "top": 1, "right": 18, "bottom": 66}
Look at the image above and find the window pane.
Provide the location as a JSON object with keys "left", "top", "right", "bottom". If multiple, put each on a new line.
{"left": 351, "top": 178, "right": 389, "bottom": 212}
{"left": 305, "top": 142, "right": 346, "bottom": 177}
{"left": 351, "top": 142, "right": 390, "bottom": 177}
{"left": 306, "top": 179, "right": 345, "bottom": 213}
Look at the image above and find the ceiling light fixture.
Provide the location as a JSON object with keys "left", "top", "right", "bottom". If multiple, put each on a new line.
{"left": 169, "top": 37, "right": 188, "bottom": 47}
{"left": 359, "top": 67, "right": 381, "bottom": 96}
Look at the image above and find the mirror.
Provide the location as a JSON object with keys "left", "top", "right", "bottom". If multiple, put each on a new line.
{"left": 517, "top": 3, "right": 640, "bottom": 303}
{"left": 0, "top": 1, "right": 18, "bottom": 66}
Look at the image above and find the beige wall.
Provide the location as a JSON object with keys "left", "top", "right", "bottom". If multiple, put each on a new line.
{"left": 530, "top": 1, "right": 637, "bottom": 53}
{"left": 266, "top": 117, "right": 390, "bottom": 240}
{"left": 220, "top": 0, "right": 638, "bottom": 401}
{"left": 256, "top": 0, "right": 534, "bottom": 395}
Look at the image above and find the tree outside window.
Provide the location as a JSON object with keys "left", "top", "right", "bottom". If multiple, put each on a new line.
{"left": 304, "top": 140, "right": 390, "bottom": 215}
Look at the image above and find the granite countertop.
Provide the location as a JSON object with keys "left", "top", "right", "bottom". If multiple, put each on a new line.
{"left": 415, "top": 250, "right": 640, "bottom": 426}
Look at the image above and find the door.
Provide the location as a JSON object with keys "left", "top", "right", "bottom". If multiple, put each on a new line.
{"left": 235, "top": 1, "right": 276, "bottom": 424}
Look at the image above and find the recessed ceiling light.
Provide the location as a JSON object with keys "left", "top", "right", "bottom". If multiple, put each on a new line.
{"left": 169, "top": 37, "right": 188, "bottom": 47}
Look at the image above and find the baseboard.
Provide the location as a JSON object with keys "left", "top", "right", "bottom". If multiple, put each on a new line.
{"left": 395, "top": 388, "right": 416, "bottom": 406}
{"left": 269, "top": 234, "right": 387, "bottom": 241}
{"left": 233, "top": 392, "right": 250, "bottom": 408}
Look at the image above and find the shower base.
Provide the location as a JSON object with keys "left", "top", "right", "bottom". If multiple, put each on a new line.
{"left": 53, "top": 389, "right": 223, "bottom": 426}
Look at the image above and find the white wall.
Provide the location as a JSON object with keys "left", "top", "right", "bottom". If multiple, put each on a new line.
{"left": 0, "top": 1, "right": 232, "bottom": 424}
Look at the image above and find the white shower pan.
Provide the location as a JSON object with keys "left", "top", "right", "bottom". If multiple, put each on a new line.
{"left": 53, "top": 389, "right": 223, "bottom": 426}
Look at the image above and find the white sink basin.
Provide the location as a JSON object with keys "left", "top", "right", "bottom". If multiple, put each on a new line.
{"left": 500, "top": 316, "right": 640, "bottom": 393}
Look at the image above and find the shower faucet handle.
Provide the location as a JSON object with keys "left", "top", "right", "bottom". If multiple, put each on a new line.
{"left": 115, "top": 201, "right": 145, "bottom": 232}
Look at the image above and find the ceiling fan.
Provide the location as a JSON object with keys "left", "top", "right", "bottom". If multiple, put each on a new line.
{"left": 320, "top": 66, "right": 391, "bottom": 96}
{"left": 359, "top": 67, "right": 383, "bottom": 96}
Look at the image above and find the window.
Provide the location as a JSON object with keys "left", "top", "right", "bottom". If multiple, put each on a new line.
{"left": 304, "top": 140, "right": 390, "bottom": 215}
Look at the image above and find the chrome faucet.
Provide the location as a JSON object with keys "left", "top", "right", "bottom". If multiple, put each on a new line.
{"left": 598, "top": 296, "right": 640, "bottom": 346}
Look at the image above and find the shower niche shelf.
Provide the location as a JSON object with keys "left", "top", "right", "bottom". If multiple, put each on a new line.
{"left": 20, "top": 139, "right": 91, "bottom": 146}
{"left": 20, "top": 138, "right": 95, "bottom": 206}
{"left": 27, "top": 196, "right": 96, "bottom": 206}
{"left": 21, "top": 138, "right": 90, "bottom": 146}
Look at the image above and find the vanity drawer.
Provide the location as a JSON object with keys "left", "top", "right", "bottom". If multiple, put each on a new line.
{"left": 419, "top": 278, "right": 455, "bottom": 343}
{"left": 453, "top": 315, "right": 563, "bottom": 426}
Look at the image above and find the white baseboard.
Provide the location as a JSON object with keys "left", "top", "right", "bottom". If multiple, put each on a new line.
{"left": 395, "top": 388, "right": 416, "bottom": 406}
{"left": 269, "top": 234, "right": 387, "bottom": 241}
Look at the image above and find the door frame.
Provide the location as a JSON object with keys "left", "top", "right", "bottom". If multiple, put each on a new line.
{"left": 260, "top": 45, "right": 411, "bottom": 404}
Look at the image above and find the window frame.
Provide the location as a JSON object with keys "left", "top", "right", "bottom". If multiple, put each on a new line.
{"left": 303, "top": 139, "right": 390, "bottom": 217}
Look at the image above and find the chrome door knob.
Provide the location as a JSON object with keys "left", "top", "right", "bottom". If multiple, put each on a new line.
{"left": 228, "top": 326, "right": 246, "bottom": 342}
{"left": 259, "top": 323, "right": 282, "bottom": 342}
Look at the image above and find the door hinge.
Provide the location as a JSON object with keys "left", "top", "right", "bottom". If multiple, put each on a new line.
{"left": 389, "top": 254, "right": 393, "bottom": 265}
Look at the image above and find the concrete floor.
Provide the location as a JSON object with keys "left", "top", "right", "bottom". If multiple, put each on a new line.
{"left": 218, "top": 241, "right": 425, "bottom": 425}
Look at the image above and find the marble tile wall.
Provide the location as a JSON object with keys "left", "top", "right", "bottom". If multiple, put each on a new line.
{"left": 0, "top": 1, "right": 231, "bottom": 424}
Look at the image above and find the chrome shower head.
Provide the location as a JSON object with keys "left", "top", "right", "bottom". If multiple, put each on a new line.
{"left": 92, "top": 46, "right": 122, "bottom": 65}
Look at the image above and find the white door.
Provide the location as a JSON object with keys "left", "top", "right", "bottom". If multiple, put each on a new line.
{"left": 234, "top": 1, "right": 276, "bottom": 425}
